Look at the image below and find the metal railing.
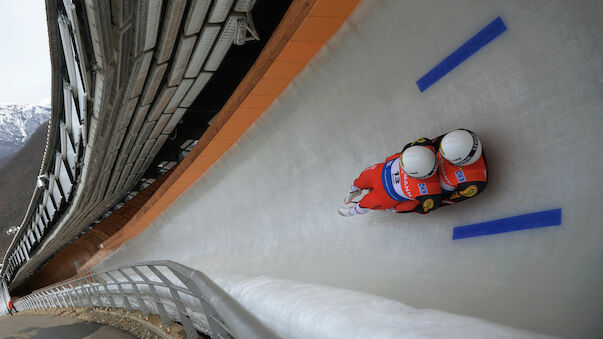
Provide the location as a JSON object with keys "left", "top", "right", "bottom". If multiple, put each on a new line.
{"left": 0, "top": 279, "right": 10, "bottom": 316}
{"left": 13, "top": 261, "right": 277, "bottom": 339}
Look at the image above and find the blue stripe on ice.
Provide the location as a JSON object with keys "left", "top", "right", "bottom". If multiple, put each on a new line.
{"left": 417, "top": 16, "right": 507, "bottom": 92}
{"left": 452, "top": 208, "right": 562, "bottom": 240}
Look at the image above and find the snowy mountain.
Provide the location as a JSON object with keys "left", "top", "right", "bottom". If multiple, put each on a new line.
{"left": 0, "top": 103, "right": 51, "bottom": 162}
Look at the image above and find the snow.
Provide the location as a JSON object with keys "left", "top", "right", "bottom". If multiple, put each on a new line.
{"left": 211, "top": 273, "right": 551, "bottom": 339}
{"left": 0, "top": 103, "right": 50, "bottom": 145}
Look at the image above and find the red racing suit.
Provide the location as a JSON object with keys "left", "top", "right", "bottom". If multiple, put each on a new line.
{"left": 432, "top": 134, "right": 488, "bottom": 205}
{"left": 353, "top": 139, "right": 441, "bottom": 214}
{"left": 8, "top": 300, "right": 15, "bottom": 315}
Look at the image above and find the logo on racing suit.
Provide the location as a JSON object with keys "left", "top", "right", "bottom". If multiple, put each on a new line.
{"left": 418, "top": 183, "right": 428, "bottom": 195}
{"left": 460, "top": 185, "right": 478, "bottom": 197}
{"left": 412, "top": 138, "right": 426, "bottom": 145}
{"left": 455, "top": 170, "right": 466, "bottom": 183}
{"left": 422, "top": 198, "right": 434, "bottom": 212}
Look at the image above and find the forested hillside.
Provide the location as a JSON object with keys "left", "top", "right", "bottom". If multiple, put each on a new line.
{"left": 0, "top": 121, "right": 48, "bottom": 255}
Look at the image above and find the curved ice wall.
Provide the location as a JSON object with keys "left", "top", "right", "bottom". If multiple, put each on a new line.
{"left": 94, "top": 0, "right": 603, "bottom": 337}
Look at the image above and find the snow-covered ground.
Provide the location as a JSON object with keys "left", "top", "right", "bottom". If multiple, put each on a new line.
{"left": 94, "top": 0, "right": 603, "bottom": 337}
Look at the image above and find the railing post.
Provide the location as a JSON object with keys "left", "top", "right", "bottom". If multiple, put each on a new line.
{"left": 48, "top": 288, "right": 57, "bottom": 308}
{"left": 38, "top": 292, "right": 45, "bottom": 309}
{"left": 47, "top": 291, "right": 55, "bottom": 308}
{"left": 169, "top": 267, "right": 233, "bottom": 339}
{"left": 72, "top": 281, "right": 83, "bottom": 306}
{"left": 148, "top": 265, "right": 200, "bottom": 338}
{"left": 89, "top": 276, "right": 104, "bottom": 307}
{"left": 167, "top": 261, "right": 278, "bottom": 339}
{"left": 51, "top": 288, "right": 61, "bottom": 308}
{"left": 98, "top": 273, "right": 117, "bottom": 309}
{"left": 132, "top": 266, "right": 169, "bottom": 323}
{"left": 83, "top": 277, "right": 96, "bottom": 307}
{"left": 117, "top": 268, "right": 150, "bottom": 316}
{"left": 43, "top": 293, "right": 51, "bottom": 309}
{"left": 65, "top": 283, "right": 76, "bottom": 307}
{"left": 105, "top": 271, "right": 133, "bottom": 311}
{"left": 79, "top": 278, "right": 93, "bottom": 306}
{"left": 58, "top": 287, "right": 69, "bottom": 307}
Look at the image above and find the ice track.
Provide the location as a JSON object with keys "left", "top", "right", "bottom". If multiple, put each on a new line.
{"left": 93, "top": 0, "right": 603, "bottom": 337}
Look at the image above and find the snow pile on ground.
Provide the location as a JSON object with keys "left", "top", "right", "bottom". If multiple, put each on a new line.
{"left": 211, "top": 273, "right": 553, "bottom": 339}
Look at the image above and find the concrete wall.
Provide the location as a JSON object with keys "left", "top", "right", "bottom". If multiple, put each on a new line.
{"left": 95, "top": 0, "right": 603, "bottom": 337}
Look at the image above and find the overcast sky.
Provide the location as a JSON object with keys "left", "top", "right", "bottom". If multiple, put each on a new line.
{"left": 0, "top": 1, "right": 51, "bottom": 104}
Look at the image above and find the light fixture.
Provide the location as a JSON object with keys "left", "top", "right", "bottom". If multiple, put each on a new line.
{"left": 36, "top": 174, "right": 49, "bottom": 189}
{"left": 6, "top": 226, "right": 20, "bottom": 236}
{"left": 234, "top": 12, "right": 260, "bottom": 46}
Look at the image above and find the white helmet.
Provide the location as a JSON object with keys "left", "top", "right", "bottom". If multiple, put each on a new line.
{"left": 440, "top": 129, "right": 482, "bottom": 166}
{"left": 400, "top": 145, "right": 437, "bottom": 179}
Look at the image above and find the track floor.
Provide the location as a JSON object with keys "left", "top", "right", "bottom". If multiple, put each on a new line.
{"left": 94, "top": 0, "right": 603, "bottom": 337}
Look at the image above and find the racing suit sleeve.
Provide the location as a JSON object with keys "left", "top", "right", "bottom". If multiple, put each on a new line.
{"left": 385, "top": 153, "right": 401, "bottom": 162}
{"left": 394, "top": 193, "right": 441, "bottom": 214}
{"left": 413, "top": 193, "right": 441, "bottom": 214}
{"left": 441, "top": 181, "right": 487, "bottom": 205}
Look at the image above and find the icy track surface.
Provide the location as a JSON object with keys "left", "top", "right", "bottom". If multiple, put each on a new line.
{"left": 95, "top": 0, "right": 603, "bottom": 338}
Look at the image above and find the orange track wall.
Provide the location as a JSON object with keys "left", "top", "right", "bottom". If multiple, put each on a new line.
{"left": 78, "top": 0, "right": 363, "bottom": 274}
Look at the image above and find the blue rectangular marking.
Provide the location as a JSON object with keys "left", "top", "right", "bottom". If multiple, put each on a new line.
{"left": 417, "top": 16, "right": 507, "bottom": 92}
{"left": 418, "top": 183, "right": 428, "bottom": 195}
{"left": 455, "top": 170, "right": 466, "bottom": 183}
{"left": 452, "top": 208, "right": 562, "bottom": 240}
